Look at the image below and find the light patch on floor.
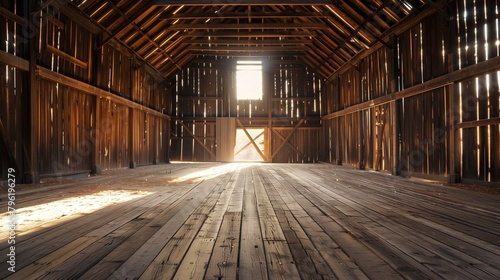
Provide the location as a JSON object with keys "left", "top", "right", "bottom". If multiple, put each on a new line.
{"left": 0, "top": 190, "right": 152, "bottom": 239}
{"left": 169, "top": 162, "right": 258, "bottom": 183}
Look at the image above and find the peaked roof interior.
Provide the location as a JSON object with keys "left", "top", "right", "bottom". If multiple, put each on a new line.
{"left": 71, "top": 0, "right": 437, "bottom": 79}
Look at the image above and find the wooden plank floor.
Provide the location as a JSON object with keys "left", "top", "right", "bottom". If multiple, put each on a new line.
{"left": 1, "top": 162, "right": 500, "bottom": 279}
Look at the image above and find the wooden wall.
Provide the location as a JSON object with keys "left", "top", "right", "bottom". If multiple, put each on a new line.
{"left": 322, "top": 2, "right": 500, "bottom": 185}
{"left": 0, "top": 1, "right": 170, "bottom": 182}
{"left": 170, "top": 60, "right": 322, "bottom": 162}
{"left": 0, "top": 0, "right": 29, "bottom": 181}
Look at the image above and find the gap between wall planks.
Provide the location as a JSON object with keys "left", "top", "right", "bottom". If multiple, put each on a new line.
{"left": 322, "top": 7, "right": 500, "bottom": 183}
{"left": 1, "top": 163, "right": 499, "bottom": 279}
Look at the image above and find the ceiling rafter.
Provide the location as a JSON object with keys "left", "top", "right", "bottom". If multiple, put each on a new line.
{"left": 160, "top": 11, "right": 330, "bottom": 20}
{"left": 98, "top": 0, "right": 158, "bottom": 49}
{"left": 74, "top": 0, "right": 430, "bottom": 79}
{"left": 156, "top": 0, "right": 332, "bottom": 5}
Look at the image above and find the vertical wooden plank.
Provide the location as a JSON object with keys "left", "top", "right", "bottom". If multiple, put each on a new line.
{"left": 491, "top": 71, "right": 500, "bottom": 182}
{"left": 27, "top": 4, "right": 40, "bottom": 183}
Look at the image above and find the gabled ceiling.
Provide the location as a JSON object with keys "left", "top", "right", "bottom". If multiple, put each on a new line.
{"left": 71, "top": 0, "right": 440, "bottom": 79}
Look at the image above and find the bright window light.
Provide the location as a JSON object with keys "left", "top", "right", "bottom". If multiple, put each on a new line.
{"left": 236, "top": 61, "right": 262, "bottom": 100}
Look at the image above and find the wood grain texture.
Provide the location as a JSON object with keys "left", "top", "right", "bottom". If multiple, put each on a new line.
{"left": 1, "top": 162, "right": 499, "bottom": 279}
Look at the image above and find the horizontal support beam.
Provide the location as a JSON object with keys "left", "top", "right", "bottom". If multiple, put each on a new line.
{"left": 156, "top": 0, "right": 331, "bottom": 5}
{"left": 45, "top": 45, "right": 88, "bottom": 69}
{"left": 37, "top": 67, "right": 170, "bottom": 120}
{"left": 184, "top": 38, "right": 312, "bottom": 46}
{"left": 190, "top": 51, "right": 306, "bottom": 57}
{"left": 0, "top": 50, "right": 29, "bottom": 71}
{"left": 161, "top": 11, "right": 329, "bottom": 20}
{"left": 182, "top": 31, "right": 314, "bottom": 38}
{"left": 323, "top": 55, "right": 500, "bottom": 120}
{"left": 191, "top": 58, "right": 304, "bottom": 65}
{"left": 457, "top": 117, "right": 500, "bottom": 129}
{"left": 0, "top": 6, "right": 25, "bottom": 25}
{"left": 188, "top": 46, "right": 309, "bottom": 52}
{"left": 168, "top": 23, "right": 327, "bottom": 30}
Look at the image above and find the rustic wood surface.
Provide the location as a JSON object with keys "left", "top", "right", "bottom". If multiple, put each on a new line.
{"left": 1, "top": 162, "right": 499, "bottom": 279}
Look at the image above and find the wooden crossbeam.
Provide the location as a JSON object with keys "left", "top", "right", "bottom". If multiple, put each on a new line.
{"left": 272, "top": 129, "right": 305, "bottom": 159}
{"left": 184, "top": 39, "right": 312, "bottom": 46}
{"left": 178, "top": 120, "right": 216, "bottom": 160}
{"left": 156, "top": 0, "right": 331, "bottom": 5}
{"left": 169, "top": 23, "right": 327, "bottom": 30}
{"left": 190, "top": 51, "right": 306, "bottom": 57}
{"left": 236, "top": 119, "right": 267, "bottom": 161}
{"left": 160, "top": 11, "right": 329, "bottom": 20}
{"left": 187, "top": 46, "right": 308, "bottom": 52}
{"left": 0, "top": 6, "right": 25, "bottom": 25}
{"left": 323, "top": 55, "right": 500, "bottom": 120}
{"left": 45, "top": 45, "right": 88, "bottom": 69}
{"left": 235, "top": 131, "right": 265, "bottom": 157}
{"left": 37, "top": 67, "right": 170, "bottom": 120}
{"left": 0, "top": 50, "right": 29, "bottom": 71}
{"left": 457, "top": 117, "right": 500, "bottom": 129}
{"left": 182, "top": 31, "right": 314, "bottom": 38}
{"left": 270, "top": 119, "right": 304, "bottom": 160}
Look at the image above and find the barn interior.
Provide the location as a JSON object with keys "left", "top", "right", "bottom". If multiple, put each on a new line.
{"left": 1, "top": 0, "right": 500, "bottom": 279}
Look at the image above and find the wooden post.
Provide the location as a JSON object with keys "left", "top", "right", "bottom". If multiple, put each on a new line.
{"left": 336, "top": 77, "right": 342, "bottom": 165}
{"left": 357, "top": 112, "right": 364, "bottom": 170}
{"left": 390, "top": 36, "right": 401, "bottom": 176}
{"left": 266, "top": 62, "right": 273, "bottom": 162}
{"left": 90, "top": 39, "right": 101, "bottom": 174}
{"left": 129, "top": 108, "right": 137, "bottom": 169}
{"left": 447, "top": 82, "right": 459, "bottom": 183}
{"left": 447, "top": 6, "right": 460, "bottom": 183}
{"left": 25, "top": 6, "right": 40, "bottom": 183}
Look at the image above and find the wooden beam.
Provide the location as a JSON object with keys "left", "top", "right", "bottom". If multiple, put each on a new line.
{"left": 234, "top": 131, "right": 264, "bottom": 156}
{"left": 182, "top": 31, "right": 314, "bottom": 38}
{"left": 422, "top": 0, "right": 452, "bottom": 20}
{"left": 187, "top": 46, "right": 309, "bottom": 52}
{"left": 323, "top": 55, "right": 500, "bottom": 120}
{"left": 236, "top": 118, "right": 267, "bottom": 161}
{"left": 28, "top": 8, "right": 39, "bottom": 183}
{"left": 54, "top": 0, "right": 101, "bottom": 34}
{"left": 178, "top": 120, "right": 216, "bottom": 159}
{"left": 45, "top": 45, "right": 88, "bottom": 69}
{"left": 169, "top": 23, "right": 327, "bottom": 30}
{"left": 156, "top": 0, "right": 332, "bottom": 5}
{"left": 37, "top": 67, "right": 170, "bottom": 120}
{"left": 457, "top": 117, "right": 500, "bottom": 129}
{"left": 325, "top": 4, "right": 440, "bottom": 81}
{"left": 270, "top": 119, "right": 304, "bottom": 160}
{"left": 160, "top": 11, "right": 329, "bottom": 20}
{"left": 184, "top": 39, "right": 312, "bottom": 46}
{"left": 272, "top": 129, "right": 305, "bottom": 159}
{"left": 191, "top": 58, "right": 304, "bottom": 65}
{"left": 0, "top": 50, "right": 29, "bottom": 71}
{"left": 98, "top": 0, "right": 158, "bottom": 49}
{"left": 190, "top": 51, "right": 306, "bottom": 57}
{"left": 0, "top": 6, "right": 25, "bottom": 25}
{"left": 106, "top": 1, "right": 182, "bottom": 71}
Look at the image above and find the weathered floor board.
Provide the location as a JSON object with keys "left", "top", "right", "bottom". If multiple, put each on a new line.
{"left": 1, "top": 163, "right": 499, "bottom": 279}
